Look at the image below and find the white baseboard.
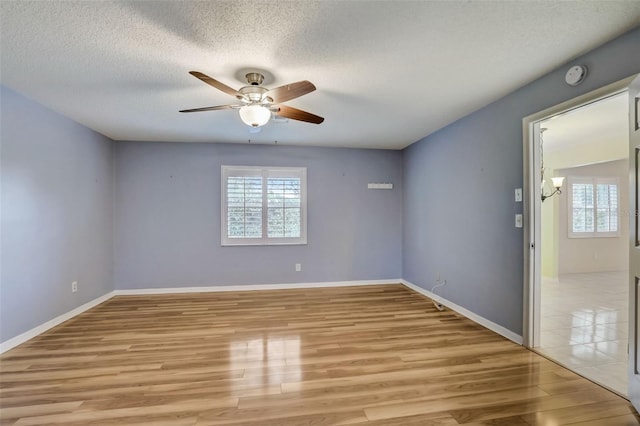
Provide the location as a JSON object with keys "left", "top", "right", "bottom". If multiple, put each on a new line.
{"left": 2, "top": 279, "right": 522, "bottom": 354}
{"left": 113, "top": 279, "right": 400, "bottom": 295}
{"left": 401, "top": 279, "right": 523, "bottom": 345}
{"left": 0, "top": 291, "right": 115, "bottom": 354}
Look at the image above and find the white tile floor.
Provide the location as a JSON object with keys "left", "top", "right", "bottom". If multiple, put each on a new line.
{"left": 537, "top": 271, "right": 629, "bottom": 396}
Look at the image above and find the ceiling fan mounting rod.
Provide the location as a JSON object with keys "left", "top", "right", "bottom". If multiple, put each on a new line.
{"left": 245, "top": 72, "right": 265, "bottom": 86}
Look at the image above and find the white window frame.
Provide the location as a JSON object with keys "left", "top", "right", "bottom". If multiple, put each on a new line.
{"left": 567, "top": 176, "right": 619, "bottom": 238}
{"left": 221, "top": 165, "right": 307, "bottom": 246}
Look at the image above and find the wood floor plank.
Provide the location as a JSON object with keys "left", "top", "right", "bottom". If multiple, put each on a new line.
{"left": 450, "top": 388, "right": 620, "bottom": 423}
{"left": 196, "top": 410, "right": 369, "bottom": 426}
{"left": 567, "top": 413, "right": 640, "bottom": 426}
{"left": 353, "top": 412, "right": 458, "bottom": 425}
{"left": 362, "top": 386, "right": 550, "bottom": 420}
{"left": 0, "top": 284, "right": 636, "bottom": 425}
{"left": 0, "top": 401, "right": 83, "bottom": 423}
{"left": 520, "top": 398, "right": 637, "bottom": 425}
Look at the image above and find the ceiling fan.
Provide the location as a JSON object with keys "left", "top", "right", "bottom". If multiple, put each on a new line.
{"left": 180, "top": 71, "right": 324, "bottom": 128}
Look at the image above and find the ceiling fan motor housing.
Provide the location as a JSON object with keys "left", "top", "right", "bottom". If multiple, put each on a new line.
{"left": 238, "top": 85, "right": 268, "bottom": 103}
{"left": 234, "top": 73, "right": 268, "bottom": 103}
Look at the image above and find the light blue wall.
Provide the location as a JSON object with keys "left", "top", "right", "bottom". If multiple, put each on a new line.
{"left": 114, "top": 141, "right": 403, "bottom": 289}
{"left": 1, "top": 86, "right": 114, "bottom": 342}
{"left": 403, "top": 27, "right": 640, "bottom": 335}
{"left": 2, "top": 26, "right": 638, "bottom": 345}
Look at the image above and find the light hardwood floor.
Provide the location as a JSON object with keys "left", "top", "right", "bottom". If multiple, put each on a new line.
{"left": 0, "top": 284, "right": 638, "bottom": 425}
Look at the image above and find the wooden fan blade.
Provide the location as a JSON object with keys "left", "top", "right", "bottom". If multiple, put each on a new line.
{"left": 276, "top": 105, "right": 324, "bottom": 124}
{"left": 179, "top": 105, "right": 235, "bottom": 113}
{"left": 265, "top": 81, "right": 316, "bottom": 103}
{"left": 189, "top": 71, "right": 241, "bottom": 98}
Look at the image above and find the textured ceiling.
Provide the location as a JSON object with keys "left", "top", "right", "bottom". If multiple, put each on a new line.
{"left": 1, "top": 1, "right": 639, "bottom": 149}
{"left": 542, "top": 92, "right": 627, "bottom": 160}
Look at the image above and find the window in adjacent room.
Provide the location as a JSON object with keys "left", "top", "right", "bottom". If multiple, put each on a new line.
{"left": 221, "top": 166, "right": 307, "bottom": 245}
{"left": 568, "top": 176, "right": 619, "bottom": 238}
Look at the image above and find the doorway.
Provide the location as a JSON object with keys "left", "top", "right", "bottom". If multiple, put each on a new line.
{"left": 536, "top": 92, "right": 629, "bottom": 396}
{"left": 523, "top": 76, "right": 637, "bottom": 399}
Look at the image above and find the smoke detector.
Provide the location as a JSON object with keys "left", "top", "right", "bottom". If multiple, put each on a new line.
{"left": 565, "top": 65, "right": 587, "bottom": 86}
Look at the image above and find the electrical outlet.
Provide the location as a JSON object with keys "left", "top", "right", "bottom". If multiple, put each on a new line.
{"left": 515, "top": 188, "right": 522, "bottom": 202}
{"left": 295, "top": 263, "right": 302, "bottom": 272}
{"left": 71, "top": 281, "right": 78, "bottom": 293}
{"left": 436, "top": 272, "right": 441, "bottom": 282}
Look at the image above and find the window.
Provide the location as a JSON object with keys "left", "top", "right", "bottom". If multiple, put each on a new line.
{"left": 568, "top": 176, "right": 619, "bottom": 238}
{"left": 221, "top": 166, "right": 307, "bottom": 245}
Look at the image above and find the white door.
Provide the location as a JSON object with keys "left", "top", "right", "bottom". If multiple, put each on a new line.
{"left": 628, "top": 74, "right": 640, "bottom": 411}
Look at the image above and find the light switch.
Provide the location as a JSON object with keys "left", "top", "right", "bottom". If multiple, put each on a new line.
{"left": 515, "top": 214, "right": 523, "bottom": 228}
{"left": 515, "top": 188, "right": 522, "bottom": 202}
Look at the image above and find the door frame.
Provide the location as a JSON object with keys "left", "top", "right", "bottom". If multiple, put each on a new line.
{"left": 522, "top": 74, "right": 638, "bottom": 348}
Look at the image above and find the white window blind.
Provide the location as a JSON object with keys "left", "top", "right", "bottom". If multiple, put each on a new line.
{"left": 222, "top": 166, "right": 307, "bottom": 245}
{"left": 267, "top": 176, "right": 302, "bottom": 238}
{"left": 596, "top": 183, "right": 618, "bottom": 233}
{"left": 568, "top": 176, "right": 619, "bottom": 238}
{"left": 227, "top": 175, "right": 263, "bottom": 239}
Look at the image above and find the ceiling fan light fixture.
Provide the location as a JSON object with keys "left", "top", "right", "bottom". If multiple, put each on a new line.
{"left": 239, "top": 105, "right": 271, "bottom": 127}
